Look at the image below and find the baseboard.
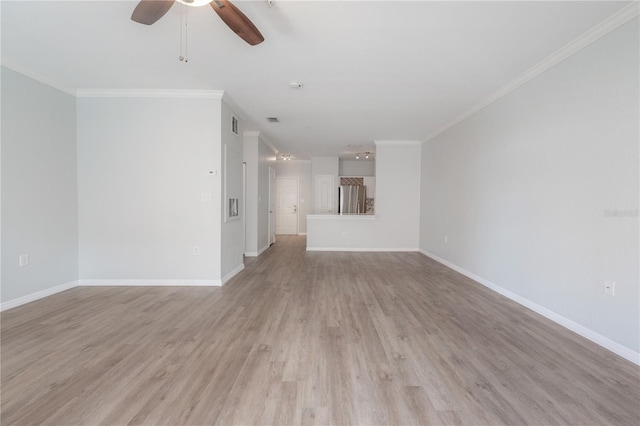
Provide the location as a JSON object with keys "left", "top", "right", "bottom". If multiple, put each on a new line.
{"left": 0, "top": 280, "right": 79, "bottom": 312}
{"left": 306, "top": 247, "right": 420, "bottom": 252}
{"left": 419, "top": 249, "right": 640, "bottom": 366}
{"left": 245, "top": 244, "right": 270, "bottom": 258}
{"left": 78, "top": 279, "right": 222, "bottom": 286}
{"left": 222, "top": 263, "right": 245, "bottom": 285}
{"left": 297, "top": 232, "right": 307, "bottom": 236}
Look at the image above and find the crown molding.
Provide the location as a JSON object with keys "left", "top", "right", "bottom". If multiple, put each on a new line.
{"left": 76, "top": 89, "right": 225, "bottom": 99}
{"left": 221, "top": 92, "right": 249, "bottom": 122}
{"left": 1, "top": 61, "right": 75, "bottom": 96}
{"left": 261, "top": 136, "right": 279, "bottom": 155}
{"left": 424, "top": 2, "right": 640, "bottom": 143}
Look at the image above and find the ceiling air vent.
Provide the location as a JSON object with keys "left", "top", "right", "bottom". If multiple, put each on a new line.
{"left": 231, "top": 116, "right": 238, "bottom": 135}
{"left": 266, "top": 117, "right": 280, "bottom": 123}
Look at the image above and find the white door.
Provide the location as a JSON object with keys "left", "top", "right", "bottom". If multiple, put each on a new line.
{"left": 269, "top": 167, "right": 276, "bottom": 245}
{"left": 315, "top": 174, "right": 335, "bottom": 214}
{"left": 276, "top": 177, "right": 298, "bottom": 235}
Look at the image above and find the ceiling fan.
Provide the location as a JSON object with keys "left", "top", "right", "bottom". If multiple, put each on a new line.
{"left": 131, "top": 0, "right": 264, "bottom": 46}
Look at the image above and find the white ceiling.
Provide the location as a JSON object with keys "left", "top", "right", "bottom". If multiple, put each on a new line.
{"left": 1, "top": 0, "right": 631, "bottom": 159}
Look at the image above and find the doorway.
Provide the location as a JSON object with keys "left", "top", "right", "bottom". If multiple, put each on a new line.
{"left": 275, "top": 177, "right": 298, "bottom": 235}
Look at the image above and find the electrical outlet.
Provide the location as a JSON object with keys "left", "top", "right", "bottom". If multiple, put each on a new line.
{"left": 201, "top": 193, "right": 212, "bottom": 202}
{"left": 604, "top": 280, "right": 615, "bottom": 296}
{"left": 342, "top": 232, "right": 347, "bottom": 238}
{"left": 19, "top": 254, "right": 29, "bottom": 267}
{"left": 193, "top": 246, "right": 200, "bottom": 255}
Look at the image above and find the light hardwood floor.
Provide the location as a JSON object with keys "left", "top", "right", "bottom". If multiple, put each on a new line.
{"left": 1, "top": 236, "right": 638, "bottom": 425}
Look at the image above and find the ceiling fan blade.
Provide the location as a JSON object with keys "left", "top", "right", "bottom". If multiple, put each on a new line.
{"left": 131, "top": 0, "right": 175, "bottom": 25}
{"left": 210, "top": 0, "right": 264, "bottom": 46}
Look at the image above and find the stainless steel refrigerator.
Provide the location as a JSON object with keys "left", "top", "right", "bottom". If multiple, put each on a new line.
{"left": 338, "top": 185, "right": 367, "bottom": 214}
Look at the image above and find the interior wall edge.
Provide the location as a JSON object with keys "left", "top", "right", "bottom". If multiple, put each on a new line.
{"left": 222, "top": 263, "right": 245, "bottom": 285}
{"left": 420, "top": 249, "right": 640, "bottom": 366}
{"left": 0, "top": 280, "right": 79, "bottom": 312}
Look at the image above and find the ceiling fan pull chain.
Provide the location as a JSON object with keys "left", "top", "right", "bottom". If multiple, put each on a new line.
{"left": 178, "top": 3, "right": 184, "bottom": 62}
{"left": 178, "top": 3, "right": 189, "bottom": 63}
{"left": 184, "top": 5, "right": 188, "bottom": 63}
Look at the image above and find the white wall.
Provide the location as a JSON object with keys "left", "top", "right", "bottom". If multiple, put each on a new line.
{"left": 243, "top": 132, "right": 259, "bottom": 255}
{"left": 257, "top": 136, "right": 275, "bottom": 246}
{"left": 339, "top": 159, "right": 375, "bottom": 177}
{"left": 243, "top": 131, "right": 277, "bottom": 255}
{"left": 1, "top": 67, "right": 78, "bottom": 304}
{"left": 420, "top": 18, "right": 639, "bottom": 357}
{"left": 307, "top": 142, "right": 421, "bottom": 250}
{"left": 77, "top": 96, "right": 223, "bottom": 283}
{"left": 275, "top": 160, "right": 312, "bottom": 234}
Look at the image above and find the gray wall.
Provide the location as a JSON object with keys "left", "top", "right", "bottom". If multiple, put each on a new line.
{"left": 243, "top": 132, "right": 260, "bottom": 255}
{"left": 220, "top": 100, "right": 244, "bottom": 279}
{"left": 243, "top": 132, "right": 277, "bottom": 254}
{"left": 257, "top": 136, "right": 275, "bottom": 247}
{"left": 307, "top": 142, "right": 421, "bottom": 250}
{"left": 1, "top": 67, "right": 78, "bottom": 303}
{"left": 77, "top": 96, "right": 223, "bottom": 281}
{"left": 420, "top": 19, "right": 639, "bottom": 354}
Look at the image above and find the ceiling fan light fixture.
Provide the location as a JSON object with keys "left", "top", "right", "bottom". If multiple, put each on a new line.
{"left": 177, "top": 0, "right": 212, "bottom": 7}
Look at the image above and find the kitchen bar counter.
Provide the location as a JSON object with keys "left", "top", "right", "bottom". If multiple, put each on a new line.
{"left": 306, "top": 213, "right": 417, "bottom": 252}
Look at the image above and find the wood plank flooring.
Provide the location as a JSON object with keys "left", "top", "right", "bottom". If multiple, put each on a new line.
{"left": 1, "top": 235, "right": 638, "bottom": 425}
